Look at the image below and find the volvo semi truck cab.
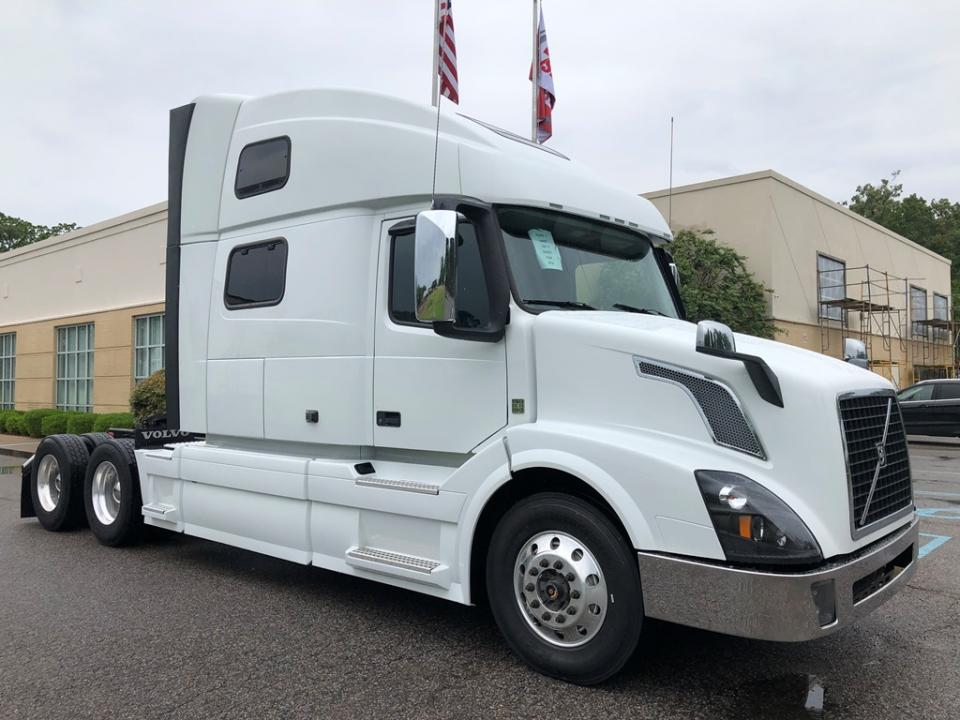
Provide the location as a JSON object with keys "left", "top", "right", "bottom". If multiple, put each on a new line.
{"left": 22, "top": 89, "right": 918, "bottom": 684}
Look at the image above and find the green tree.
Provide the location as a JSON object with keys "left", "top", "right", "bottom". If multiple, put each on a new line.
{"left": 670, "top": 229, "right": 777, "bottom": 339}
{"left": 846, "top": 173, "right": 960, "bottom": 318}
{"left": 0, "top": 212, "right": 79, "bottom": 253}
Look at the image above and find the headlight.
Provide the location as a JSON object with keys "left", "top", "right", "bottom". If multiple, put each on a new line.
{"left": 695, "top": 470, "right": 822, "bottom": 566}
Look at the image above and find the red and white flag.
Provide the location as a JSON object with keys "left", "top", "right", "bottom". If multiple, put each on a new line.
{"left": 437, "top": 1, "right": 459, "bottom": 104}
{"left": 530, "top": 6, "right": 555, "bottom": 143}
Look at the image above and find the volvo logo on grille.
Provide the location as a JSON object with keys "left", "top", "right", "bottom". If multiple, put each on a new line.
{"left": 875, "top": 440, "right": 887, "bottom": 468}
{"left": 859, "top": 398, "right": 894, "bottom": 527}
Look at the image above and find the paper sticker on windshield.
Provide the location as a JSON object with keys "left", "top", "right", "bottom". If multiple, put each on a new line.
{"left": 529, "top": 229, "right": 563, "bottom": 270}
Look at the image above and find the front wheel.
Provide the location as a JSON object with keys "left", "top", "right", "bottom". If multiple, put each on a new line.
{"left": 486, "top": 493, "right": 644, "bottom": 685}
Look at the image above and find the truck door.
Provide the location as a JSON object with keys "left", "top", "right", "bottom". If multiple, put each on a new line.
{"left": 373, "top": 217, "right": 507, "bottom": 453}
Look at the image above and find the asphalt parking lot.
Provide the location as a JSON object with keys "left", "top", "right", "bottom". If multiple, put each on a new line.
{"left": 1, "top": 444, "right": 958, "bottom": 720}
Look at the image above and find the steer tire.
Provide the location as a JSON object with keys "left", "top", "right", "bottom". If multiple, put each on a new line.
{"left": 486, "top": 493, "right": 643, "bottom": 685}
{"left": 79, "top": 432, "right": 113, "bottom": 453}
{"left": 30, "top": 434, "right": 90, "bottom": 532}
{"left": 83, "top": 439, "right": 143, "bottom": 547}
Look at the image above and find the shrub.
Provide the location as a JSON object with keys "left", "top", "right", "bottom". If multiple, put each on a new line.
{"left": 66, "top": 413, "right": 97, "bottom": 435}
{"left": 0, "top": 409, "right": 25, "bottom": 434}
{"left": 92, "top": 413, "right": 135, "bottom": 432}
{"left": 130, "top": 369, "right": 165, "bottom": 426}
{"left": 23, "top": 409, "right": 61, "bottom": 438}
{"left": 40, "top": 412, "right": 70, "bottom": 437}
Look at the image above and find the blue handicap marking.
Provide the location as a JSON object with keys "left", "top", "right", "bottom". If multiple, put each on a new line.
{"left": 918, "top": 533, "right": 952, "bottom": 559}
{"left": 916, "top": 507, "right": 960, "bottom": 521}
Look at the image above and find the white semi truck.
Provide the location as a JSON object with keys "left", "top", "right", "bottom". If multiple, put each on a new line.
{"left": 21, "top": 89, "right": 918, "bottom": 684}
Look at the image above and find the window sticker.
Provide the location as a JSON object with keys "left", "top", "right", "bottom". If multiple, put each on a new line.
{"left": 529, "top": 228, "right": 563, "bottom": 270}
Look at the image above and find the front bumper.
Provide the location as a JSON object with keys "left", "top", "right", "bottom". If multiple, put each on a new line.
{"left": 637, "top": 515, "right": 919, "bottom": 642}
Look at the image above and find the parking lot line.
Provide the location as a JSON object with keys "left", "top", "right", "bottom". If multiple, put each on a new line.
{"left": 915, "top": 490, "right": 960, "bottom": 498}
{"left": 918, "top": 533, "right": 952, "bottom": 559}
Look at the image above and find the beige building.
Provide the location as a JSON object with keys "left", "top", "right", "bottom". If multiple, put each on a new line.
{"left": 0, "top": 170, "right": 954, "bottom": 413}
{"left": 0, "top": 204, "right": 167, "bottom": 412}
{"left": 646, "top": 170, "right": 956, "bottom": 388}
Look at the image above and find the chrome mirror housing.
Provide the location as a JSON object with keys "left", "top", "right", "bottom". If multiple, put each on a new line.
{"left": 696, "top": 320, "right": 737, "bottom": 354}
{"left": 669, "top": 262, "right": 681, "bottom": 289}
{"left": 843, "top": 338, "right": 869, "bottom": 369}
{"left": 414, "top": 210, "right": 459, "bottom": 324}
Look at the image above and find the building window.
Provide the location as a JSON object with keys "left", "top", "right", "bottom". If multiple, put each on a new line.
{"left": 56, "top": 324, "right": 94, "bottom": 412}
{"left": 234, "top": 136, "right": 291, "bottom": 199}
{"left": 0, "top": 333, "right": 14, "bottom": 410}
{"left": 910, "top": 286, "right": 928, "bottom": 339}
{"left": 224, "top": 238, "right": 288, "bottom": 309}
{"left": 817, "top": 254, "right": 845, "bottom": 321}
{"left": 933, "top": 293, "right": 949, "bottom": 343}
{"left": 134, "top": 314, "right": 164, "bottom": 383}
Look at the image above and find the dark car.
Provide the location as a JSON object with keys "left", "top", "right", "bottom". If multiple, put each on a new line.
{"left": 897, "top": 379, "right": 960, "bottom": 437}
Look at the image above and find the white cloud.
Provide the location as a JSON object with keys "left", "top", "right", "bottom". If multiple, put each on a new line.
{"left": 1, "top": 0, "right": 957, "bottom": 226}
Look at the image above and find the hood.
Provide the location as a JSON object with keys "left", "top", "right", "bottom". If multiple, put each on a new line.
{"left": 529, "top": 310, "right": 897, "bottom": 558}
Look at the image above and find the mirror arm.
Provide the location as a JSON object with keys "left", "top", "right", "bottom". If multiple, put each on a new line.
{"left": 697, "top": 346, "right": 785, "bottom": 408}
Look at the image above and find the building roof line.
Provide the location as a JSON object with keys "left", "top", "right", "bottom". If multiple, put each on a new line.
{"left": 643, "top": 169, "right": 951, "bottom": 266}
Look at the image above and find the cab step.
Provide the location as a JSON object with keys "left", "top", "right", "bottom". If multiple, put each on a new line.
{"left": 354, "top": 476, "right": 440, "bottom": 495}
{"left": 345, "top": 546, "right": 449, "bottom": 587}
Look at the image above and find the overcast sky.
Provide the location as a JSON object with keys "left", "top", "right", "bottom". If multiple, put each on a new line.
{"left": 2, "top": 1, "right": 958, "bottom": 227}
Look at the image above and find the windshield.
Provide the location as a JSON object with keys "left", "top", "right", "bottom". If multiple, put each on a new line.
{"left": 497, "top": 206, "right": 679, "bottom": 317}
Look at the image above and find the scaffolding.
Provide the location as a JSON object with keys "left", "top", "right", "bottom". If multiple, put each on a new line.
{"left": 817, "top": 264, "right": 958, "bottom": 387}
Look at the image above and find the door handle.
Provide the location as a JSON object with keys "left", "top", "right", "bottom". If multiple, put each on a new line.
{"left": 376, "top": 411, "right": 401, "bottom": 427}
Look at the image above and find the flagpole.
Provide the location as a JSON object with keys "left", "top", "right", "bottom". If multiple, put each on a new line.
{"left": 531, "top": 0, "right": 540, "bottom": 142}
{"left": 432, "top": 0, "right": 440, "bottom": 107}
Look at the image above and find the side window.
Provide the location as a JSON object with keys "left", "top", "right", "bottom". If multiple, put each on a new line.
{"left": 937, "top": 383, "right": 960, "bottom": 400}
{"left": 224, "top": 239, "right": 288, "bottom": 309}
{"left": 389, "top": 222, "right": 490, "bottom": 328}
{"left": 898, "top": 384, "right": 934, "bottom": 402}
{"left": 235, "top": 136, "right": 291, "bottom": 198}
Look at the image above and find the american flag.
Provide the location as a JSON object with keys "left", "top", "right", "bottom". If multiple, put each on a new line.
{"left": 437, "top": 1, "right": 459, "bottom": 104}
{"left": 531, "top": 6, "right": 555, "bottom": 143}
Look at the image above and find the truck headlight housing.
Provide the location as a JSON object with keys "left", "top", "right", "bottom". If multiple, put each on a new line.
{"left": 695, "top": 470, "right": 822, "bottom": 566}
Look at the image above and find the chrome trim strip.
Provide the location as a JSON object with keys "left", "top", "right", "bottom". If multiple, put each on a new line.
{"left": 638, "top": 516, "right": 918, "bottom": 642}
{"left": 836, "top": 388, "right": 914, "bottom": 541}
{"left": 633, "top": 356, "right": 766, "bottom": 460}
{"left": 355, "top": 477, "right": 440, "bottom": 495}
{"left": 859, "top": 397, "right": 893, "bottom": 526}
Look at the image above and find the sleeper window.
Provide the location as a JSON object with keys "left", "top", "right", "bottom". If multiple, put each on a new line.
{"left": 224, "top": 239, "right": 288, "bottom": 309}
{"left": 235, "top": 136, "right": 291, "bottom": 198}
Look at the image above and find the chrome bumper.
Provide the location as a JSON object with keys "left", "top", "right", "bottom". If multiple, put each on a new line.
{"left": 637, "top": 516, "right": 919, "bottom": 642}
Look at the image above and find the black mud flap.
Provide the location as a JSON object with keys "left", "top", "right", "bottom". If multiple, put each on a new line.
{"left": 20, "top": 456, "right": 36, "bottom": 518}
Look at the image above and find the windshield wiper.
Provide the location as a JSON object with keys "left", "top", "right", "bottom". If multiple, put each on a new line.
{"left": 612, "top": 303, "right": 668, "bottom": 316}
{"left": 522, "top": 298, "right": 596, "bottom": 310}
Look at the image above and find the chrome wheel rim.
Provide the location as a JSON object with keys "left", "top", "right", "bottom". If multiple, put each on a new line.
{"left": 514, "top": 531, "right": 608, "bottom": 647}
{"left": 36, "top": 455, "right": 62, "bottom": 512}
{"left": 91, "top": 461, "right": 121, "bottom": 526}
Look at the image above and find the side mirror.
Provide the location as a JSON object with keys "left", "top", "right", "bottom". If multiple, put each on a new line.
{"left": 843, "top": 338, "right": 869, "bottom": 369}
{"left": 696, "top": 320, "right": 737, "bottom": 354}
{"left": 414, "top": 210, "right": 459, "bottom": 324}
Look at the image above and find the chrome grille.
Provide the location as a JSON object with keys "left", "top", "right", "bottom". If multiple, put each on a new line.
{"left": 635, "top": 358, "right": 764, "bottom": 458}
{"left": 838, "top": 392, "right": 912, "bottom": 536}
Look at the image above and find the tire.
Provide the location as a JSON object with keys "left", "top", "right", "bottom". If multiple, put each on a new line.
{"left": 30, "top": 434, "right": 90, "bottom": 531}
{"left": 486, "top": 493, "right": 643, "bottom": 685}
{"left": 83, "top": 439, "right": 143, "bottom": 547}
{"left": 79, "top": 432, "right": 113, "bottom": 453}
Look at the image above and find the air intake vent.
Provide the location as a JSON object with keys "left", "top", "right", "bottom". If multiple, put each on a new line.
{"left": 635, "top": 358, "right": 765, "bottom": 459}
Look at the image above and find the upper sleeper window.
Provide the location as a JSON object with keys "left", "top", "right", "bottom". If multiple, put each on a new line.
{"left": 224, "top": 239, "right": 288, "bottom": 309}
{"left": 235, "top": 136, "right": 291, "bottom": 198}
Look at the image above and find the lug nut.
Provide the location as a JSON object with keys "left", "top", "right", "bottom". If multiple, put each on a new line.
{"left": 565, "top": 572, "right": 575, "bottom": 582}
{"left": 529, "top": 567, "right": 539, "bottom": 576}
{"left": 553, "top": 560, "right": 563, "bottom": 570}
{"left": 567, "top": 606, "right": 577, "bottom": 615}
{"left": 541, "top": 612, "right": 552, "bottom": 621}
{"left": 525, "top": 583, "right": 535, "bottom": 592}
{"left": 571, "top": 590, "right": 580, "bottom": 599}
{"left": 530, "top": 598, "right": 540, "bottom": 608}
{"left": 539, "top": 559, "right": 549, "bottom": 568}
{"left": 556, "top": 615, "right": 565, "bottom": 624}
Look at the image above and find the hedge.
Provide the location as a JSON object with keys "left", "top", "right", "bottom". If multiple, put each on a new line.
{"left": 65, "top": 413, "right": 97, "bottom": 434}
{"left": 130, "top": 370, "right": 165, "bottom": 425}
{"left": 40, "top": 413, "right": 70, "bottom": 437}
{"left": 24, "top": 409, "right": 61, "bottom": 438}
{"left": 92, "top": 413, "right": 135, "bottom": 433}
{"left": 0, "top": 409, "right": 26, "bottom": 435}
